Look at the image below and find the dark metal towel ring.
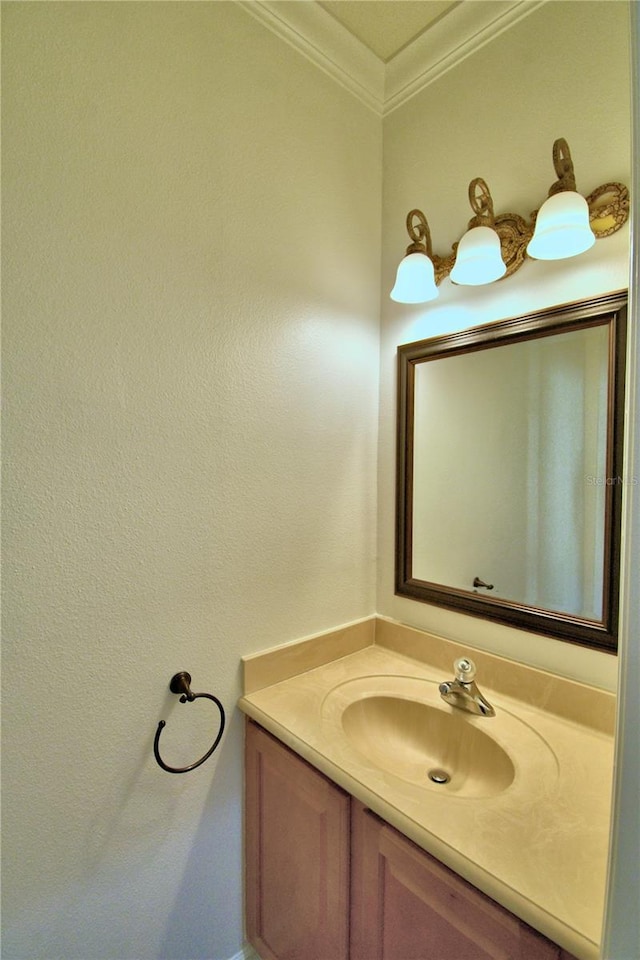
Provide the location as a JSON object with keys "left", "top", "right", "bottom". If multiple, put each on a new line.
{"left": 153, "top": 672, "right": 225, "bottom": 774}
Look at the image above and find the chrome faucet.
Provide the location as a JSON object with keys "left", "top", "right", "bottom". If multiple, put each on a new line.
{"left": 439, "top": 658, "right": 495, "bottom": 717}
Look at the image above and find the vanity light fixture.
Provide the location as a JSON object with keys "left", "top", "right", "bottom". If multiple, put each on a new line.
{"left": 390, "top": 210, "right": 439, "bottom": 303}
{"left": 527, "top": 138, "right": 595, "bottom": 261}
{"left": 450, "top": 178, "right": 506, "bottom": 286}
{"left": 390, "top": 138, "right": 629, "bottom": 304}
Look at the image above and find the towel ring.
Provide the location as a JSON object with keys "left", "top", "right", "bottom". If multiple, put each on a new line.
{"left": 154, "top": 672, "right": 225, "bottom": 774}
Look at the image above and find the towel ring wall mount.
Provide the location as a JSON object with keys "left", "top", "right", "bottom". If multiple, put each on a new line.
{"left": 153, "top": 672, "right": 226, "bottom": 774}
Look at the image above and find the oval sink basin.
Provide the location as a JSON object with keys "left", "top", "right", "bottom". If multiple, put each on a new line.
{"left": 341, "top": 694, "right": 515, "bottom": 798}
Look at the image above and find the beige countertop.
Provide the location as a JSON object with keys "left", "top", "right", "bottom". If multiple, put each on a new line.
{"left": 238, "top": 616, "right": 615, "bottom": 960}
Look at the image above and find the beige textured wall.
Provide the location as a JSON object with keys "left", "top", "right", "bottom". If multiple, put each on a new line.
{"left": 2, "top": 3, "right": 381, "bottom": 958}
{"left": 378, "top": 0, "right": 631, "bottom": 689}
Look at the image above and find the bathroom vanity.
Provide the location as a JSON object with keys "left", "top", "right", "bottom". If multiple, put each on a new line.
{"left": 246, "top": 720, "right": 577, "bottom": 960}
{"left": 239, "top": 616, "right": 615, "bottom": 960}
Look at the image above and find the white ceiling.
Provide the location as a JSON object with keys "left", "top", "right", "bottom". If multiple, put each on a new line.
{"left": 318, "top": 1, "right": 459, "bottom": 63}
{"left": 239, "top": 0, "right": 546, "bottom": 116}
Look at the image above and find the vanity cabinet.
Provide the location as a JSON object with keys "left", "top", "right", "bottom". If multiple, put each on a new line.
{"left": 245, "top": 720, "right": 578, "bottom": 960}
{"left": 351, "top": 802, "right": 567, "bottom": 960}
{"left": 245, "top": 720, "right": 350, "bottom": 960}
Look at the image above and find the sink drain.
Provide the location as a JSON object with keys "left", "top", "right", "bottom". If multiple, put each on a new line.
{"left": 428, "top": 768, "right": 451, "bottom": 784}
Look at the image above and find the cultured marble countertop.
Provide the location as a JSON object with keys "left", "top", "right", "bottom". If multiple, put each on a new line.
{"left": 238, "top": 616, "right": 615, "bottom": 960}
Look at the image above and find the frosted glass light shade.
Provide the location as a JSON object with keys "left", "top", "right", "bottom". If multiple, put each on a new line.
{"left": 527, "top": 191, "right": 595, "bottom": 260}
{"left": 390, "top": 252, "right": 438, "bottom": 304}
{"left": 450, "top": 226, "right": 506, "bottom": 286}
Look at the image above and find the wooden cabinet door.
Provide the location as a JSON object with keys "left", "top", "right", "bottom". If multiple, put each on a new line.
{"left": 245, "top": 720, "right": 350, "bottom": 960}
{"left": 351, "top": 802, "right": 561, "bottom": 960}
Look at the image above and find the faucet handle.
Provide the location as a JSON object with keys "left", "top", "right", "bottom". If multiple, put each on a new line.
{"left": 454, "top": 657, "right": 476, "bottom": 682}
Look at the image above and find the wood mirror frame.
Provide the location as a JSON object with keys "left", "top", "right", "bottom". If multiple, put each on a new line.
{"left": 396, "top": 292, "right": 627, "bottom": 652}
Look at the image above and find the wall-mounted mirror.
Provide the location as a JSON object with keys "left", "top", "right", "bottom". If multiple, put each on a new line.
{"left": 396, "top": 292, "right": 627, "bottom": 652}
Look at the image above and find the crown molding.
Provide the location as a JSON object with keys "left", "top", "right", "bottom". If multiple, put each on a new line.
{"left": 384, "top": 0, "right": 548, "bottom": 116}
{"left": 237, "top": 0, "right": 385, "bottom": 114}
{"left": 238, "top": 0, "right": 547, "bottom": 117}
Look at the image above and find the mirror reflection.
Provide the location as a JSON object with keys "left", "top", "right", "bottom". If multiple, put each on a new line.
{"left": 396, "top": 293, "right": 627, "bottom": 652}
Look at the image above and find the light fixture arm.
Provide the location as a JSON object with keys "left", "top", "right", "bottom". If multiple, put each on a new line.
{"left": 548, "top": 137, "right": 577, "bottom": 195}
{"left": 466, "top": 177, "right": 497, "bottom": 228}
{"left": 405, "top": 209, "right": 434, "bottom": 257}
